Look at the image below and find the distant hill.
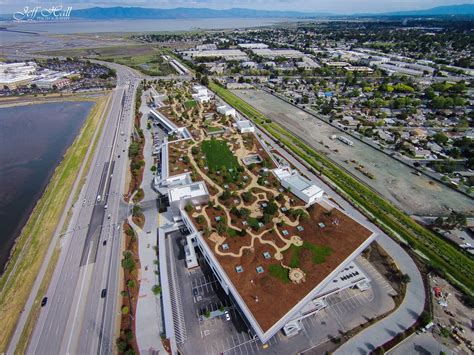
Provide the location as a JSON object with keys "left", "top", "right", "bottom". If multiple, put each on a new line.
{"left": 380, "top": 3, "right": 474, "bottom": 16}
{"left": 3, "top": 4, "right": 473, "bottom": 21}
{"left": 71, "top": 7, "right": 330, "bottom": 20}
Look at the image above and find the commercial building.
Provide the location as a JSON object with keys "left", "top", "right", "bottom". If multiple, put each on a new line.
{"left": 251, "top": 49, "right": 305, "bottom": 59}
{"left": 192, "top": 85, "right": 212, "bottom": 103}
{"left": 180, "top": 197, "right": 376, "bottom": 343}
{"left": 297, "top": 57, "right": 320, "bottom": 69}
{"left": 33, "top": 77, "right": 70, "bottom": 89}
{"left": 181, "top": 49, "right": 248, "bottom": 61}
{"left": 236, "top": 119, "right": 255, "bottom": 133}
{"left": 168, "top": 181, "right": 209, "bottom": 218}
{"left": 0, "top": 62, "right": 37, "bottom": 89}
{"left": 157, "top": 82, "right": 377, "bottom": 346}
{"left": 238, "top": 43, "right": 269, "bottom": 49}
{"left": 217, "top": 105, "right": 236, "bottom": 117}
{"left": 272, "top": 167, "right": 324, "bottom": 205}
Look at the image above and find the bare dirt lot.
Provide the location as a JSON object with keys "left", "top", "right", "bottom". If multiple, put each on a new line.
{"left": 232, "top": 89, "right": 474, "bottom": 217}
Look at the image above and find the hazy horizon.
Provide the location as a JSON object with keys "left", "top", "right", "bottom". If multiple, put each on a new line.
{"left": 1, "top": 0, "right": 473, "bottom": 14}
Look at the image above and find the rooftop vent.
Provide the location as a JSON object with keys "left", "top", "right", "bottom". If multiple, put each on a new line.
{"left": 263, "top": 251, "right": 271, "bottom": 259}
{"left": 256, "top": 266, "right": 264, "bottom": 274}
{"left": 235, "top": 265, "right": 244, "bottom": 273}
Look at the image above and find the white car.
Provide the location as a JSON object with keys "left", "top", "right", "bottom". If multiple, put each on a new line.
{"left": 224, "top": 310, "right": 231, "bottom": 321}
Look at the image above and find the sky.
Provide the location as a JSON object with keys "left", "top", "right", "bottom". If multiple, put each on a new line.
{"left": 1, "top": 0, "right": 473, "bottom": 14}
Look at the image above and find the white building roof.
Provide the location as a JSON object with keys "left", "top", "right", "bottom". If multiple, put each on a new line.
{"left": 238, "top": 43, "right": 269, "bottom": 49}
{"left": 251, "top": 48, "right": 304, "bottom": 58}
{"left": 273, "top": 167, "right": 324, "bottom": 202}
{"left": 182, "top": 49, "right": 247, "bottom": 60}
{"left": 169, "top": 181, "right": 208, "bottom": 203}
{"left": 236, "top": 120, "right": 253, "bottom": 130}
{"left": 217, "top": 105, "right": 236, "bottom": 115}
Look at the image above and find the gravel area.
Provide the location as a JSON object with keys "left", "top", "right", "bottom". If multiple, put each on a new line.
{"left": 232, "top": 89, "right": 473, "bottom": 217}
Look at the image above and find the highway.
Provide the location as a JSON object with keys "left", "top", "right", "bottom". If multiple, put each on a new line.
{"left": 17, "top": 63, "right": 141, "bottom": 355}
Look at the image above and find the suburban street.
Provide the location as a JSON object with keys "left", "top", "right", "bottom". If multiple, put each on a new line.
{"left": 6, "top": 63, "right": 142, "bottom": 355}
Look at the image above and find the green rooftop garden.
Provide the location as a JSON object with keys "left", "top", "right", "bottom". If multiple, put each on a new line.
{"left": 201, "top": 138, "right": 240, "bottom": 171}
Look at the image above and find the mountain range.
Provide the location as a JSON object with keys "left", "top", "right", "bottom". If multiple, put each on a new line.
{"left": 70, "top": 4, "right": 474, "bottom": 20}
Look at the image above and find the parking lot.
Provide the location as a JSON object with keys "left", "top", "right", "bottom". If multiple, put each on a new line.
{"left": 168, "top": 231, "right": 396, "bottom": 355}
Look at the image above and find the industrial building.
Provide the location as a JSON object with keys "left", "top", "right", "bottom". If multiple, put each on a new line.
{"left": 251, "top": 48, "right": 305, "bottom": 59}
{"left": 181, "top": 49, "right": 248, "bottom": 61}
{"left": 238, "top": 43, "right": 269, "bottom": 49}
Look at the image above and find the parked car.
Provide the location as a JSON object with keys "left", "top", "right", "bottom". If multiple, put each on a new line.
{"left": 41, "top": 297, "right": 48, "bottom": 307}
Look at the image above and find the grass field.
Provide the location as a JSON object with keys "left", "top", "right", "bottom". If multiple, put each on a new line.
{"left": 209, "top": 81, "right": 474, "bottom": 295}
{"left": 103, "top": 52, "right": 175, "bottom": 76}
{"left": 37, "top": 44, "right": 176, "bottom": 76}
{"left": 0, "top": 94, "right": 109, "bottom": 352}
{"left": 201, "top": 138, "right": 240, "bottom": 171}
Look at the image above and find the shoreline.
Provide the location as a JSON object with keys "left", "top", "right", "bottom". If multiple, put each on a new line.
{"left": 0, "top": 93, "right": 110, "bottom": 351}
{"left": 0, "top": 90, "right": 110, "bottom": 108}
{"left": 0, "top": 98, "right": 100, "bottom": 274}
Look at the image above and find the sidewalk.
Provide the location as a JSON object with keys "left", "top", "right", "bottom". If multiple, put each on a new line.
{"left": 132, "top": 90, "right": 166, "bottom": 354}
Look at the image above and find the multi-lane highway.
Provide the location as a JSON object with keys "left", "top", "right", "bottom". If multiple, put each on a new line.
{"left": 7, "top": 63, "right": 142, "bottom": 354}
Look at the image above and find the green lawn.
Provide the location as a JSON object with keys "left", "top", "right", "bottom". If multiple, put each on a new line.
{"left": 184, "top": 99, "right": 197, "bottom": 109}
{"left": 227, "top": 227, "right": 239, "bottom": 237}
{"left": 201, "top": 138, "right": 240, "bottom": 171}
{"left": 288, "top": 242, "right": 332, "bottom": 268}
{"left": 269, "top": 264, "right": 290, "bottom": 283}
{"left": 209, "top": 81, "right": 474, "bottom": 295}
{"left": 205, "top": 126, "right": 224, "bottom": 133}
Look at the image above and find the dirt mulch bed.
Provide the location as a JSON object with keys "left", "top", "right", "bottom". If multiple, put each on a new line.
{"left": 261, "top": 230, "right": 288, "bottom": 249}
{"left": 168, "top": 156, "right": 192, "bottom": 177}
{"left": 201, "top": 202, "right": 373, "bottom": 333}
{"left": 126, "top": 137, "right": 145, "bottom": 201}
{"left": 132, "top": 213, "right": 145, "bottom": 229}
{"left": 161, "top": 338, "right": 171, "bottom": 354}
{"left": 117, "top": 222, "right": 141, "bottom": 355}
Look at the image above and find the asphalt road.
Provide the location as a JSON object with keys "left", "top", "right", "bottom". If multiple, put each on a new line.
{"left": 19, "top": 63, "right": 141, "bottom": 355}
